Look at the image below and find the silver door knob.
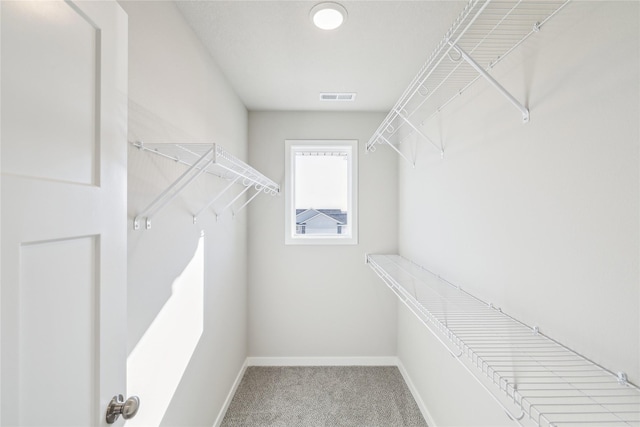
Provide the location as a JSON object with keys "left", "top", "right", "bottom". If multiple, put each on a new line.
{"left": 106, "top": 394, "right": 140, "bottom": 424}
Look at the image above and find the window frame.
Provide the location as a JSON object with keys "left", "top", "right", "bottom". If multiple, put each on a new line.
{"left": 284, "top": 139, "right": 358, "bottom": 246}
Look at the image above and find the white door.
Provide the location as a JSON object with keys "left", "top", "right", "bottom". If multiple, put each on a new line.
{"left": 1, "top": 1, "right": 128, "bottom": 425}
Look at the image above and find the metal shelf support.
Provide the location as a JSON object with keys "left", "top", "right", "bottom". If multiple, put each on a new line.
{"left": 396, "top": 110, "right": 444, "bottom": 157}
{"left": 448, "top": 42, "right": 530, "bottom": 123}
{"left": 132, "top": 142, "right": 280, "bottom": 229}
{"left": 233, "top": 187, "right": 263, "bottom": 217}
{"left": 215, "top": 185, "right": 251, "bottom": 220}
{"left": 133, "top": 146, "right": 214, "bottom": 230}
{"left": 193, "top": 176, "right": 241, "bottom": 224}
{"left": 366, "top": 0, "right": 570, "bottom": 162}
{"left": 377, "top": 134, "right": 415, "bottom": 168}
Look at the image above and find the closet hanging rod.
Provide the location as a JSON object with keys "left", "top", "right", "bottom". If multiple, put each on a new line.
{"left": 366, "top": 254, "right": 640, "bottom": 427}
{"left": 132, "top": 141, "right": 223, "bottom": 179}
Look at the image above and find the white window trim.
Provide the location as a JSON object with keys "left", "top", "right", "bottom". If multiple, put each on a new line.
{"left": 284, "top": 139, "right": 358, "bottom": 245}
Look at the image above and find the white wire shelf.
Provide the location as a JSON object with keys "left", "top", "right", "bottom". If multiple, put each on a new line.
{"left": 367, "top": 0, "right": 570, "bottom": 166}
{"left": 367, "top": 254, "right": 640, "bottom": 427}
{"left": 132, "top": 142, "right": 279, "bottom": 230}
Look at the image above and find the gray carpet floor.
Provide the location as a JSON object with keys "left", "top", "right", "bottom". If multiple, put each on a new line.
{"left": 220, "top": 366, "right": 428, "bottom": 427}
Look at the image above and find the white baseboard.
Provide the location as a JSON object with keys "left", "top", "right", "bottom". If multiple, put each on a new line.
{"left": 212, "top": 359, "right": 248, "bottom": 427}
{"left": 396, "top": 359, "right": 437, "bottom": 427}
{"left": 247, "top": 356, "right": 399, "bottom": 367}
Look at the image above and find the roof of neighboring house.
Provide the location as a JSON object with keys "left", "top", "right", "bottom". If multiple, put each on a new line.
{"left": 296, "top": 208, "right": 347, "bottom": 225}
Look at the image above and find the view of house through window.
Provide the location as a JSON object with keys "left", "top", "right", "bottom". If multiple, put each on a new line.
{"left": 285, "top": 140, "right": 358, "bottom": 245}
{"left": 295, "top": 150, "right": 348, "bottom": 236}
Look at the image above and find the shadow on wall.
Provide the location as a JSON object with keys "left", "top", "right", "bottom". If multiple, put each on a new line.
{"left": 126, "top": 103, "right": 209, "bottom": 425}
{"left": 126, "top": 100, "right": 252, "bottom": 425}
{"left": 126, "top": 232, "right": 205, "bottom": 427}
{"left": 126, "top": 102, "right": 206, "bottom": 350}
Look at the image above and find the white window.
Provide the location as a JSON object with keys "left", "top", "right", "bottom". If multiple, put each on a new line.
{"left": 285, "top": 140, "right": 358, "bottom": 245}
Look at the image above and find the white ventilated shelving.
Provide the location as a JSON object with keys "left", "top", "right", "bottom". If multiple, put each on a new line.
{"left": 132, "top": 142, "right": 279, "bottom": 230}
{"left": 366, "top": 0, "right": 570, "bottom": 166}
{"left": 367, "top": 254, "right": 640, "bottom": 427}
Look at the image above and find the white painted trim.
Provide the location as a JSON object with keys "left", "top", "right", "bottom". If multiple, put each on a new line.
{"left": 247, "top": 356, "right": 398, "bottom": 367}
{"left": 284, "top": 139, "right": 359, "bottom": 246}
{"left": 397, "top": 359, "right": 437, "bottom": 427}
{"left": 212, "top": 359, "right": 248, "bottom": 427}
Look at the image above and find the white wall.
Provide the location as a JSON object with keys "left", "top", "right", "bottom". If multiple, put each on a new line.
{"left": 396, "top": 2, "right": 639, "bottom": 426}
{"left": 247, "top": 112, "right": 399, "bottom": 361}
{"left": 121, "top": 2, "right": 248, "bottom": 425}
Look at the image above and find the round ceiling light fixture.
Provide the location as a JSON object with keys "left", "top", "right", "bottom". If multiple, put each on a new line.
{"left": 310, "top": 2, "right": 347, "bottom": 30}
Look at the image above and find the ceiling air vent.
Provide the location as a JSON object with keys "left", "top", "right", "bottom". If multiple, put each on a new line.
{"left": 320, "top": 92, "right": 357, "bottom": 102}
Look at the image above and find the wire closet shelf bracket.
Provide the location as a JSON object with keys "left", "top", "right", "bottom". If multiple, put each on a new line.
{"left": 366, "top": 0, "right": 570, "bottom": 166}
{"left": 132, "top": 142, "right": 279, "bottom": 230}
{"left": 366, "top": 254, "right": 640, "bottom": 427}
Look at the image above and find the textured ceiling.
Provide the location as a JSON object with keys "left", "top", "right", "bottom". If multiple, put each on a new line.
{"left": 176, "top": 1, "right": 467, "bottom": 112}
